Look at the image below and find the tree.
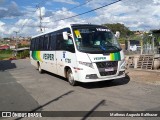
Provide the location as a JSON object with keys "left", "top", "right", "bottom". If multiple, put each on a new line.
{"left": 103, "top": 23, "right": 134, "bottom": 37}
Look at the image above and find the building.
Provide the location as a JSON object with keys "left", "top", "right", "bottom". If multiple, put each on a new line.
{"left": 0, "top": 45, "right": 10, "bottom": 50}
{"left": 151, "top": 29, "right": 160, "bottom": 54}
{"left": 125, "top": 40, "right": 141, "bottom": 51}
{"left": 19, "top": 40, "right": 30, "bottom": 46}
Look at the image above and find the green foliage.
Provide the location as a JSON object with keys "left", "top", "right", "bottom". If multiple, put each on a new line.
{"left": 143, "top": 33, "right": 152, "bottom": 44}
{"left": 0, "top": 49, "right": 12, "bottom": 60}
{"left": 129, "top": 35, "right": 142, "bottom": 40}
{"left": 0, "top": 49, "right": 12, "bottom": 54}
{"left": 17, "top": 50, "right": 29, "bottom": 59}
{"left": 0, "top": 54, "right": 12, "bottom": 60}
{"left": 18, "top": 44, "right": 30, "bottom": 48}
{"left": 153, "top": 34, "right": 160, "bottom": 42}
{"left": 0, "top": 49, "right": 30, "bottom": 60}
{"left": 3, "top": 38, "right": 11, "bottom": 40}
{"left": 103, "top": 23, "right": 134, "bottom": 37}
{"left": 118, "top": 37, "right": 126, "bottom": 44}
{"left": 157, "top": 37, "right": 160, "bottom": 42}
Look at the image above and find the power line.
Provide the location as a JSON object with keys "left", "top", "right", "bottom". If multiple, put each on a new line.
{"left": 37, "top": 0, "right": 94, "bottom": 11}
{"left": 68, "top": 0, "right": 94, "bottom": 11}
{"left": 0, "top": 0, "right": 46, "bottom": 36}
{"left": 44, "top": 0, "right": 122, "bottom": 29}
{"left": 17, "top": 0, "right": 95, "bottom": 33}
{"left": 54, "top": 0, "right": 122, "bottom": 22}
{"left": 18, "top": 0, "right": 122, "bottom": 33}
{"left": 17, "top": 0, "right": 46, "bottom": 33}
{"left": 46, "top": 0, "right": 95, "bottom": 23}
{"left": 36, "top": 0, "right": 49, "bottom": 7}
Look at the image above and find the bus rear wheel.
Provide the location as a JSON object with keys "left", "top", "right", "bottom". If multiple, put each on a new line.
{"left": 67, "top": 69, "right": 77, "bottom": 86}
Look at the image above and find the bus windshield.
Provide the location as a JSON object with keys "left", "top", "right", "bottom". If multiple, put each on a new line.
{"left": 72, "top": 25, "right": 121, "bottom": 54}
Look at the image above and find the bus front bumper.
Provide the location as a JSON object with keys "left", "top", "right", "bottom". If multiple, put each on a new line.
{"left": 76, "top": 71, "right": 125, "bottom": 83}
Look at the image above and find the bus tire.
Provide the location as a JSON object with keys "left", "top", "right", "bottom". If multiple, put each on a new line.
{"left": 67, "top": 69, "right": 77, "bottom": 86}
{"left": 38, "top": 62, "right": 43, "bottom": 74}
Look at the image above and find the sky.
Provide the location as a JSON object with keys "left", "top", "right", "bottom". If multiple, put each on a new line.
{"left": 0, "top": 0, "right": 160, "bottom": 37}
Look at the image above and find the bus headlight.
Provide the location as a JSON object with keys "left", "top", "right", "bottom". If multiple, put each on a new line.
{"left": 120, "top": 59, "right": 126, "bottom": 69}
{"left": 78, "top": 61, "right": 94, "bottom": 68}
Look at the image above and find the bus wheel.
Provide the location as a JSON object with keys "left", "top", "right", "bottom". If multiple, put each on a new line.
{"left": 67, "top": 69, "right": 77, "bottom": 86}
{"left": 38, "top": 63, "right": 43, "bottom": 74}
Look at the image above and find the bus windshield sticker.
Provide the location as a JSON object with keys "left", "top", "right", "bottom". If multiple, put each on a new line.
{"left": 74, "top": 30, "right": 82, "bottom": 38}
{"left": 79, "top": 29, "right": 89, "bottom": 33}
{"left": 96, "top": 28, "right": 110, "bottom": 32}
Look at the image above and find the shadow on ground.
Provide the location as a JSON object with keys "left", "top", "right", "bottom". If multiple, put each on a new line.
{"left": 15, "top": 90, "right": 74, "bottom": 120}
{"left": 44, "top": 70, "right": 130, "bottom": 89}
{"left": 0, "top": 71, "right": 39, "bottom": 111}
{"left": 0, "top": 60, "right": 16, "bottom": 71}
{"left": 79, "top": 75, "right": 130, "bottom": 89}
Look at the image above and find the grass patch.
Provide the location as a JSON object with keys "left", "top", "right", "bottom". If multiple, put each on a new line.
{"left": 0, "top": 49, "right": 13, "bottom": 60}
{"left": 0, "top": 49, "right": 12, "bottom": 54}
{"left": 0, "top": 49, "right": 30, "bottom": 60}
{"left": 0, "top": 54, "right": 12, "bottom": 60}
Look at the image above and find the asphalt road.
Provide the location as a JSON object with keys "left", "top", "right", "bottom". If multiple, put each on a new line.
{"left": 0, "top": 59, "right": 160, "bottom": 120}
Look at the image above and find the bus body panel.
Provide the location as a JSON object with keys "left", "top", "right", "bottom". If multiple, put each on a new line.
{"left": 31, "top": 51, "right": 57, "bottom": 74}
{"left": 56, "top": 51, "right": 77, "bottom": 78}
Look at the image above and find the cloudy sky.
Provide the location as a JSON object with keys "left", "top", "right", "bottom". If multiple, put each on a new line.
{"left": 0, "top": 0, "right": 160, "bottom": 37}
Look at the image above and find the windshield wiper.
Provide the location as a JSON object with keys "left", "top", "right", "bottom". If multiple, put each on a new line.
{"left": 105, "top": 45, "right": 121, "bottom": 50}
{"left": 99, "top": 44, "right": 121, "bottom": 53}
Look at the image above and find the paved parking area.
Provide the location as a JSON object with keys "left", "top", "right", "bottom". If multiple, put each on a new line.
{"left": 0, "top": 59, "right": 160, "bottom": 120}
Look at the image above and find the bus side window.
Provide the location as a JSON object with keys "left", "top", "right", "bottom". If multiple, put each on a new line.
{"left": 62, "top": 28, "right": 75, "bottom": 53}
{"left": 48, "top": 34, "right": 51, "bottom": 50}
{"left": 56, "top": 33, "right": 63, "bottom": 50}
{"left": 63, "top": 36, "right": 75, "bottom": 53}
{"left": 44, "top": 35, "right": 49, "bottom": 50}
{"left": 35, "top": 38, "right": 39, "bottom": 50}
{"left": 39, "top": 36, "right": 44, "bottom": 50}
{"left": 30, "top": 39, "right": 35, "bottom": 50}
{"left": 49, "top": 34, "right": 56, "bottom": 50}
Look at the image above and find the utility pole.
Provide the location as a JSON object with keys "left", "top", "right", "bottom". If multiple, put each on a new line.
{"left": 14, "top": 31, "right": 19, "bottom": 57}
{"left": 141, "top": 34, "right": 144, "bottom": 55}
{"left": 36, "top": 5, "right": 43, "bottom": 32}
{"left": 152, "top": 36, "right": 155, "bottom": 54}
{"left": 42, "top": 22, "right": 50, "bottom": 32}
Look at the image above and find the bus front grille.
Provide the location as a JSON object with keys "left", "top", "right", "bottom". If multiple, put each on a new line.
{"left": 96, "top": 61, "right": 118, "bottom": 76}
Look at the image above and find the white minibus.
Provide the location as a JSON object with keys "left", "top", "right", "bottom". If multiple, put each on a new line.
{"left": 30, "top": 24, "right": 125, "bottom": 86}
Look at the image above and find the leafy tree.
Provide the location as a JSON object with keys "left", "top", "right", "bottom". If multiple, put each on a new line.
{"left": 103, "top": 23, "right": 134, "bottom": 37}
{"left": 0, "top": 49, "right": 12, "bottom": 54}
{"left": 17, "top": 50, "right": 29, "bottom": 59}
{"left": 3, "top": 38, "right": 11, "bottom": 40}
{"left": 18, "top": 44, "right": 30, "bottom": 48}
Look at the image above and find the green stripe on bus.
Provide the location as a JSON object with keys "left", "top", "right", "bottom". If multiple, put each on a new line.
{"left": 32, "top": 51, "right": 42, "bottom": 61}
{"left": 110, "top": 52, "right": 121, "bottom": 61}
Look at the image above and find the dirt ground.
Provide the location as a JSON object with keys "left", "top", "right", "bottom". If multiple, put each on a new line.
{"left": 126, "top": 69, "right": 160, "bottom": 85}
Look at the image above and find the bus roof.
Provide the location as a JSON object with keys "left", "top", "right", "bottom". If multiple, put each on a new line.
{"left": 31, "top": 23, "right": 103, "bottom": 38}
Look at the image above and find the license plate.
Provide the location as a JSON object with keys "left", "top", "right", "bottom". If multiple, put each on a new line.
{"left": 105, "top": 68, "right": 114, "bottom": 72}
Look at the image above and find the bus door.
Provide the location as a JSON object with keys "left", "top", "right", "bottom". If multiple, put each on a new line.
{"left": 45, "top": 34, "right": 57, "bottom": 74}
{"left": 55, "top": 33, "right": 65, "bottom": 76}
{"left": 56, "top": 32, "right": 76, "bottom": 77}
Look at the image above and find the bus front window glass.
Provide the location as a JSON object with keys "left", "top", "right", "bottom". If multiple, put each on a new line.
{"left": 72, "top": 26, "right": 121, "bottom": 54}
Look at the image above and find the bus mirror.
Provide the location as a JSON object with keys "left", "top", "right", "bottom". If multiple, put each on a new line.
{"left": 63, "top": 32, "right": 68, "bottom": 40}
{"left": 115, "top": 31, "right": 120, "bottom": 38}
